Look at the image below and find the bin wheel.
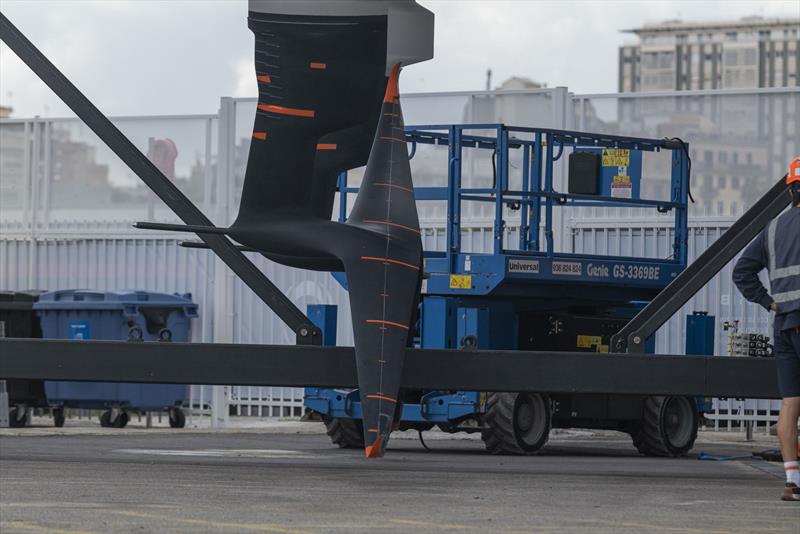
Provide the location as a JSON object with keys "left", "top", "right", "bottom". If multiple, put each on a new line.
{"left": 168, "top": 408, "right": 186, "bottom": 428}
{"left": 631, "top": 396, "right": 698, "bottom": 457}
{"left": 8, "top": 406, "right": 28, "bottom": 428}
{"left": 100, "top": 409, "right": 129, "bottom": 429}
{"left": 52, "top": 407, "right": 66, "bottom": 428}
{"left": 322, "top": 415, "right": 365, "bottom": 449}
{"left": 158, "top": 328, "right": 173, "bottom": 342}
{"left": 481, "top": 392, "right": 551, "bottom": 455}
{"left": 127, "top": 326, "right": 144, "bottom": 342}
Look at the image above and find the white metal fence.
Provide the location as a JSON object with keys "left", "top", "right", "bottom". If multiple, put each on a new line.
{"left": 2, "top": 85, "right": 798, "bottom": 430}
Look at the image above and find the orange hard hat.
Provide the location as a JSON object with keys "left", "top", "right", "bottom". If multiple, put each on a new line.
{"left": 790, "top": 156, "right": 800, "bottom": 185}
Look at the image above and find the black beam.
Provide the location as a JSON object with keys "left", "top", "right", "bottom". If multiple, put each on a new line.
{"left": 180, "top": 241, "right": 260, "bottom": 253}
{"left": 612, "top": 175, "right": 791, "bottom": 353}
{"left": 0, "top": 339, "right": 779, "bottom": 399}
{"left": 133, "top": 222, "right": 229, "bottom": 234}
{"left": 0, "top": 13, "right": 319, "bottom": 345}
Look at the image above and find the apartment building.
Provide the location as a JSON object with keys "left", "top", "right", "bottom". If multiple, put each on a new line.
{"left": 619, "top": 17, "right": 799, "bottom": 92}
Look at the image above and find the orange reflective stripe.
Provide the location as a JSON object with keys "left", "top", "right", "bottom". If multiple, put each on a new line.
{"left": 366, "top": 319, "right": 409, "bottom": 330}
{"left": 362, "top": 219, "right": 421, "bottom": 235}
{"left": 252, "top": 132, "right": 267, "bottom": 140}
{"left": 366, "top": 394, "right": 398, "bottom": 403}
{"left": 257, "top": 104, "right": 315, "bottom": 118}
{"left": 257, "top": 75, "right": 272, "bottom": 84}
{"left": 360, "top": 256, "right": 419, "bottom": 271}
{"left": 310, "top": 62, "right": 327, "bottom": 70}
{"left": 786, "top": 465, "right": 800, "bottom": 470}
{"left": 316, "top": 143, "right": 337, "bottom": 150}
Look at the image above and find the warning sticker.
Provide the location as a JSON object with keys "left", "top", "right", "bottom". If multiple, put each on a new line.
{"left": 577, "top": 335, "right": 602, "bottom": 348}
{"left": 449, "top": 274, "right": 472, "bottom": 289}
{"left": 602, "top": 148, "right": 630, "bottom": 167}
{"left": 611, "top": 181, "right": 633, "bottom": 199}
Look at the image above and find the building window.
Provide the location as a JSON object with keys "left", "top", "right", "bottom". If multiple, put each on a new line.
{"left": 759, "top": 30, "right": 771, "bottom": 41}
{"left": 719, "top": 176, "right": 727, "bottom": 189}
{"left": 677, "top": 34, "right": 687, "bottom": 44}
{"left": 725, "top": 32, "right": 737, "bottom": 41}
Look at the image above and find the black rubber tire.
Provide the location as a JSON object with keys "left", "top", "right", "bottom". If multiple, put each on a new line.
{"left": 8, "top": 406, "right": 28, "bottom": 428}
{"left": 481, "top": 392, "right": 551, "bottom": 455}
{"left": 168, "top": 408, "right": 186, "bottom": 429}
{"left": 100, "top": 409, "right": 129, "bottom": 429}
{"left": 322, "top": 416, "right": 365, "bottom": 449}
{"left": 632, "top": 396, "right": 698, "bottom": 457}
{"left": 53, "top": 407, "right": 66, "bottom": 428}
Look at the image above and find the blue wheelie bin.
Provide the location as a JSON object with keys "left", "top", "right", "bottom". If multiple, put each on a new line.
{"left": 34, "top": 290, "right": 198, "bottom": 428}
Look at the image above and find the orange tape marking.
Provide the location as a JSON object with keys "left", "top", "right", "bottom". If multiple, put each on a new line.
{"left": 366, "top": 319, "right": 409, "bottom": 331}
{"left": 363, "top": 219, "right": 421, "bottom": 235}
{"left": 360, "top": 256, "right": 420, "bottom": 271}
{"left": 366, "top": 394, "right": 398, "bottom": 403}
{"left": 310, "top": 62, "right": 327, "bottom": 70}
{"left": 256, "top": 75, "right": 272, "bottom": 84}
{"left": 252, "top": 132, "right": 267, "bottom": 140}
{"left": 374, "top": 182, "right": 413, "bottom": 193}
{"left": 257, "top": 104, "right": 315, "bottom": 118}
{"left": 316, "top": 143, "right": 337, "bottom": 150}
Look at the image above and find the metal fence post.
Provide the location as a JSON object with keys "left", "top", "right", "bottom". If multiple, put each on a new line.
{"left": 209, "top": 97, "right": 237, "bottom": 428}
{"left": 551, "top": 87, "right": 571, "bottom": 254}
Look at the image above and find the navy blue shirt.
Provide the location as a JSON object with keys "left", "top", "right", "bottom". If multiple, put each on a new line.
{"left": 733, "top": 209, "right": 800, "bottom": 332}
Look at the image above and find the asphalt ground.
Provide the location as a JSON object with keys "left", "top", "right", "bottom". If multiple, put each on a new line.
{"left": 0, "top": 421, "right": 796, "bottom": 534}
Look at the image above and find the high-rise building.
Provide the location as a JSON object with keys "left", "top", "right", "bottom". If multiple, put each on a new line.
{"left": 619, "top": 17, "right": 799, "bottom": 92}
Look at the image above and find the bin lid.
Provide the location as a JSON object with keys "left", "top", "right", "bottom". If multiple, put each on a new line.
{"left": 0, "top": 290, "right": 46, "bottom": 310}
{"left": 33, "top": 289, "right": 197, "bottom": 313}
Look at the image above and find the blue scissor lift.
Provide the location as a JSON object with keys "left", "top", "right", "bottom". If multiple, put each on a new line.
{"left": 306, "top": 124, "right": 705, "bottom": 456}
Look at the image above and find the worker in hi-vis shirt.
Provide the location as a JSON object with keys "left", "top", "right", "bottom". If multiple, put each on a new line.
{"left": 733, "top": 157, "right": 800, "bottom": 502}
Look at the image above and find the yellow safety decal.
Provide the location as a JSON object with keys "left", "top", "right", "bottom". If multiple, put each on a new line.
{"left": 612, "top": 175, "right": 631, "bottom": 183}
{"left": 449, "top": 274, "right": 472, "bottom": 289}
{"left": 602, "top": 148, "right": 630, "bottom": 167}
{"left": 596, "top": 344, "right": 609, "bottom": 353}
{"left": 576, "top": 335, "right": 602, "bottom": 348}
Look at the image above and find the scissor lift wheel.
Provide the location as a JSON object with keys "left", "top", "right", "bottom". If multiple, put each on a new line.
{"left": 631, "top": 396, "right": 698, "bottom": 457}
{"left": 322, "top": 415, "right": 365, "bottom": 449}
{"left": 99, "top": 409, "right": 129, "bottom": 428}
{"left": 168, "top": 407, "right": 186, "bottom": 428}
{"left": 482, "top": 392, "right": 551, "bottom": 455}
{"left": 8, "top": 406, "right": 28, "bottom": 428}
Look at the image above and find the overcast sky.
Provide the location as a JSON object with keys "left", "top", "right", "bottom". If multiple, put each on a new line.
{"left": 1, "top": 0, "right": 798, "bottom": 118}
